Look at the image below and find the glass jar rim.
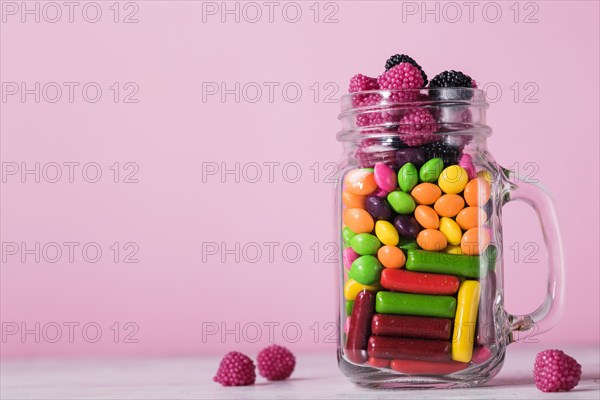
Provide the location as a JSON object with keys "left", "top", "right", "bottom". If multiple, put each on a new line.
{"left": 339, "top": 88, "right": 488, "bottom": 114}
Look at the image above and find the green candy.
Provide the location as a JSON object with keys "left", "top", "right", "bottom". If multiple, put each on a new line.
{"left": 375, "top": 291, "right": 456, "bottom": 318}
{"left": 420, "top": 158, "right": 444, "bottom": 183}
{"left": 398, "top": 162, "right": 418, "bottom": 192}
{"left": 405, "top": 248, "right": 498, "bottom": 278}
{"left": 345, "top": 300, "right": 354, "bottom": 316}
{"left": 349, "top": 255, "right": 383, "bottom": 285}
{"left": 342, "top": 226, "right": 356, "bottom": 246}
{"left": 387, "top": 191, "right": 416, "bottom": 214}
{"left": 350, "top": 233, "right": 381, "bottom": 255}
{"left": 398, "top": 237, "right": 420, "bottom": 250}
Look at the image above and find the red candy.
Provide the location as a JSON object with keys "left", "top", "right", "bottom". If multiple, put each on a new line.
{"left": 390, "top": 359, "right": 468, "bottom": 375}
{"left": 380, "top": 268, "right": 460, "bottom": 295}
{"left": 345, "top": 290, "right": 376, "bottom": 364}
{"left": 371, "top": 314, "right": 452, "bottom": 340}
{"left": 367, "top": 336, "right": 451, "bottom": 361}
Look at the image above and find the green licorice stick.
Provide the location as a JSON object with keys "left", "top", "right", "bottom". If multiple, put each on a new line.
{"left": 406, "top": 249, "right": 491, "bottom": 278}
{"left": 376, "top": 291, "right": 456, "bottom": 318}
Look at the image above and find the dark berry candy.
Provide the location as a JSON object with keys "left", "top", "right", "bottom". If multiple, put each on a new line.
{"left": 421, "top": 141, "right": 461, "bottom": 166}
{"left": 429, "top": 70, "right": 475, "bottom": 100}
{"left": 385, "top": 54, "right": 428, "bottom": 86}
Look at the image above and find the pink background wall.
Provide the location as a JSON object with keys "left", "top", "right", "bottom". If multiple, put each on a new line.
{"left": 1, "top": 1, "right": 598, "bottom": 358}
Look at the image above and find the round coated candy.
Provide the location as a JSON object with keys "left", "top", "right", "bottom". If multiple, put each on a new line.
{"left": 343, "top": 247, "right": 359, "bottom": 270}
{"left": 377, "top": 245, "right": 406, "bottom": 269}
{"left": 419, "top": 158, "right": 444, "bottom": 183}
{"left": 439, "top": 217, "right": 462, "bottom": 246}
{"left": 343, "top": 208, "right": 375, "bottom": 234}
{"left": 387, "top": 191, "right": 416, "bottom": 214}
{"left": 342, "top": 226, "right": 357, "bottom": 245}
{"left": 344, "top": 169, "right": 378, "bottom": 196}
{"left": 349, "top": 255, "right": 383, "bottom": 285}
{"left": 342, "top": 190, "right": 366, "bottom": 209}
{"left": 414, "top": 205, "right": 439, "bottom": 229}
{"left": 365, "top": 196, "right": 393, "bottom": 221}
{"left": 417, "top": 229, "right": 448, "bottom": 251}
{"left": 411, "top": 183, "right": 442, "bottom": 205}
{"left": 438, "top": 165, "right": 469, "bottom": 194}
{"left": 393, "top": 215, "right": 421, "bottom": 239}
{"left": 374, "top": 163, "right": 397, "bottom": 192}
{"left": 350, "top": 233, "right": 381, "bottom": 255}
{"left": 444, "top": 244, "right": 462, "bottom": 255}
{"left": 398, "top": 163, "right": 419, "bottom": 192}
{"left": 461, "top": 227, "right": 491, "bottom": 255}
{"left": 344, "top": 278, "right": 379, "bottom": 301}
{"left": 396, "top": 148, "right": 426, "bottom": 168}
{"left": 464, "top": 178, "right": 491, "bottom": 207}
{"left": 434, "top": 194, "right": 465, "bottom": 218}
{"left": 375, "top": 220, "right": 400, "bottom": 246}
{"left": 456, "top": 207, "right": 487, "bottom": 230}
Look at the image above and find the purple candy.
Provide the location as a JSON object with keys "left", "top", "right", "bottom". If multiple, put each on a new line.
{"left": 374, "top": 163, "right": 397, "bottom": 192}
{"left": 366, "top": 196, "right": 393, "bottom": 221}
{"left": 393, "top": 215, "right": 421, "bottom": 239}
{"left": 396, "top": 148, "right": 426, "bottom": 168}
{"left": 343, "top": 247, "right": 359, "bottom": 270}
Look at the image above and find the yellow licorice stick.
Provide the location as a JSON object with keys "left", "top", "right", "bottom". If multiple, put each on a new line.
{"left": 452, "top": 280, "right": 481, "bottom": 362}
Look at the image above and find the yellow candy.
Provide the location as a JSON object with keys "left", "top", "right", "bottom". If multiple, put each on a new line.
{"left": 438, "top": 165, "right": 469, "bottom": 194}
{"left": 444, "top": 244, "right": 462, "bottom": 255}
{"left": 344, "top": 278, "right": 380, "bottom": 301}
{"left": 439, "top": 217, "right": 462, "bottom": 246}
{"left": 375, "top": 220, "right": 399, "bottom": 246}
{"left": 452, "top": 280, "right": 481, "bottom": 362}
{"left": 477, "top": 170, "right": 493, "bottom": 184}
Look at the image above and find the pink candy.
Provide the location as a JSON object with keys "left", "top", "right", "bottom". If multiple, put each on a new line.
{"left": 458, "top": 153, "right": 476, "bottom": 180}
{"left": 373, "top": 163, "right": 397, "bottom": 192}
{"left": 343, "top": 247, "right": 359, "bottom": 270}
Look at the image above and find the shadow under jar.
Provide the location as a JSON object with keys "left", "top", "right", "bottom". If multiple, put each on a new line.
{"left": 335, "top": 88, "right": 565, "bottom": 389}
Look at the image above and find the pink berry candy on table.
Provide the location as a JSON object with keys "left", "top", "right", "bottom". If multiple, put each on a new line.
{"left": 213, "top": 351, "right": 256, "bottom": 386}
{"left": 257, "top": 344, "right": 296, "bottom": 381}
{"left": 533, "top": 349, "right": 581, "bottom": 392}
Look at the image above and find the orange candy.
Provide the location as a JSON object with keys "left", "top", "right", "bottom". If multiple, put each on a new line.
{"left": 343, "top": 208, "right": 374, "bottom": 234}
{"left": 417, "top": 229, "right": 448, "bottom": 251}
{"left": 463, "top": 178, "right": 491, "bottom": 207}
{"left": 460, "top": 227, "right": 491, "bottom": 255}
{"left": 456, "top": 207, "right": 487, "bottom": 230}
{"left": 434, "top": 194, "right": 465, "bottom": 218}
{"left": 411, "top": 183, "right": 442, "bottom": 205}
{"left": 342, "top": 190, "right": 366, "bottom": 209}
{"left": 414, "top": 205, "right": 439, "bottom": 229}
{"left": 344, "top": 169, "right": 378, "bottom": 196}
{"left": 377, "top": 245, "right": 406, "bottom": 269}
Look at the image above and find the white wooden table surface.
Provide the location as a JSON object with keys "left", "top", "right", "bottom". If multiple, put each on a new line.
{"left": 2, "top": 345, "right": 598, "bottom": 400}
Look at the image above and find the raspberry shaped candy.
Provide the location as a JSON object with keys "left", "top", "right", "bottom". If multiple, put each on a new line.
{"left": 398, "top": 108, "right": 439, "bottom": 146}
{"left": 384, "top": 54, "right": 428, "bottom": 86}
{"left": 378, "top": 63, "right": 424, "bottom": 103}
{"left": 213, "top": 351, "right": 256, "bottom": 386}
{"left": 257, "top": 344, "right": 296, "bottom": 381}
{"left": 533, "top": 349, "right": 581, "bottom": 392}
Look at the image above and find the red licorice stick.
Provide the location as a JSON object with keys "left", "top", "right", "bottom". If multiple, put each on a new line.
{"left": 380, "top": 268, "right": 460, "bottom": 295}
{"left": 367, "top": 336, "right": 451, "bottom": 361}
{"left": 345, "top": 290, "right": 375, "bottom": 364}
{"left": 367, "top": 357, "right": 390, "bottom": 368}
{"left": 371, "top": 314, "right": 452, "bottom": 340}
{"left": 390, "top": 359, "right": 469, "bottom": 375}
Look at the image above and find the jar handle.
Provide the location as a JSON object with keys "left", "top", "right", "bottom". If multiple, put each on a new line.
{"left": 500, "top": 166, "right": 566, "bottom": 341}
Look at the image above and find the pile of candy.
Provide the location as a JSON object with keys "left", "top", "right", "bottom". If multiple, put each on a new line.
{"left": 342, "top": 54, "right": 496, "bottom": 375}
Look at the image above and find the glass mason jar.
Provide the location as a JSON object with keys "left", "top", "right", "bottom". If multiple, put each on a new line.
{"left": 335, "top": 88, "right": 565, "bottom": 389}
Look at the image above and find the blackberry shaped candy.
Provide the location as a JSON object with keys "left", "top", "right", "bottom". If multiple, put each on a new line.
{"left": 385, "top": 54, "right": 428, "bottom": 86}
{"left": 421, "top": 140, "right": 461, "bottom": 166}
